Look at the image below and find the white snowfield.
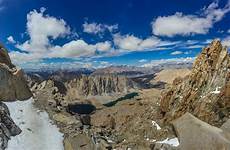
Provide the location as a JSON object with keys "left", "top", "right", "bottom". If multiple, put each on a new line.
{"left": 151, "top": 121, "right": 161, "bottom": 130}
{"left": 5, "top": 98, "right": 64, "bottom": 150}
{"left": 156, "top": 137, "right": 180, "bottom": 147}
{"left": 211, "top": 87, "right": 221, "bottom": 94}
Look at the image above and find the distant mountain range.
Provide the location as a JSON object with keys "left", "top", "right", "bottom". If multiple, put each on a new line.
{"left": 25, "top": 61, "right": 193, "bottom": 81}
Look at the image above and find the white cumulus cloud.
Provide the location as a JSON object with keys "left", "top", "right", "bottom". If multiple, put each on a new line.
{"left": 11, "top": 8, "right": 112, "bottom": 65}
{"left": 9, "top": 51, "right": 42, "bottom": 65}
{"left": 48, "top": 40, "right": 111, "bottom": 58}
{"left": 16, "top": 7, "right": 70, "bottom": 53}
{"left": 152, "top": 1, "right": 230, "bottom": 37}
{"left": 170, "top": 51, "right": 183, "bottom": 55}
{"left": 113, "top": 34, "right": 161, "bottom": 51}
{"left": 83, "top": 21, "right": 118, "bottom": 34}
{"left": 222, "top": 36, "right": 230, "bottom": 47}
{"left": 142, "top": 57, "right": 195, "bottom": 68}
{"left": 95, "top": 41, "right": 112, "bottom": 51}
{"left": 7, "top": 36, "right": 16, "bottom": 44}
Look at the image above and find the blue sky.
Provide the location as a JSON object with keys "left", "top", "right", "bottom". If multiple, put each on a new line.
{"left": 0, "top": 0, "right": 230, "bottom": 70}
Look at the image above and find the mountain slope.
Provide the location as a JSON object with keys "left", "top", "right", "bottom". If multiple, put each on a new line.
{"left": 153, "top": 68, "right": 191, "bottom": 84}
{"left": 160, "top": 40, "right": 230, "bottom": 126}
{"left": 66, "top": 75, "right": 135, "bottom": 97}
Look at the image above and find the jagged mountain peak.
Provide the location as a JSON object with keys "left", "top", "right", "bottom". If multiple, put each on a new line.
{"left": 160, "top": 39, "right": 230, "bottom": 126}
{"left": 192, "top": 39, "right": 228, "bottom": 73}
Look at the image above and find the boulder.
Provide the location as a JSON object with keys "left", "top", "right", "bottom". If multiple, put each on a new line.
{"left": 221, "top": 119, "right": 230, "bottom": 133}
{"left": 80, "top": 115, "right": 91, "bottom": 125}
{"left": 172, "top": 113, "right": 230, "bottom": 150}
{"left": 221, "top": 119, "right": 230, "bottom": 140}
{"left": 53, "top": 113, "right": 82, "bottom": 126}
{"left": 64, "top": 134, "right": 95, "bottom": 150}
{"left": 151, "top": 143, "right": 178, "bottom": 150}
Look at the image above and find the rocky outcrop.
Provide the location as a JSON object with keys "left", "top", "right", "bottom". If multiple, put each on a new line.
{"left": 172, "top": 113, "right": 230, "bottom": 150}
{"left": 0, "top": 45, "right": 32, "bottom": 149}
{"left": 66, "top": 75, "right": 135, "bottom": 97}
{"left": 160, "top": 40, "right": 230, "bottom": 126}
{"left": 31, "top": 75, "right": 136, "bottom": 109}
{"left": 0, "top": 45, "right": 32, "bottom": 101}
{"left": 31, "top": 79, "right": 66, "bottom": 110}
{"left": 0, "top": 102, "right": 22, "bottom": 149}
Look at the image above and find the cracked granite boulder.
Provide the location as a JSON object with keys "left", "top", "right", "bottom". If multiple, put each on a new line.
{"left": 0, "top": 44, "right": 32, "bottom": 149}
{"left": 172, "top": 113, "right": 230, "bottom": 150}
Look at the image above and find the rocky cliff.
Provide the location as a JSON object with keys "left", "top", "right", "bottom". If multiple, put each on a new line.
{"left": 0, "top": 44, "right": 32, "bottom": 149}
{"left": 0, "top": 45, "right": 32, "bottom": 101}
{"left": 29, "top": 75, "right": 135, "bottom": 112}
{"left": 160, "top": 39, "right": 230, "bottom": 126}
{"left": 66, "top": 75, "right": 135, "bottom": 97}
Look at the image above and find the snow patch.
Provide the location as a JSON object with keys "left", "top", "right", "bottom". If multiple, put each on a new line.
{"left": 151, "top": 121, "right": 161, "bottom": 130}
{"left": 156, "top": 138, "right": 179, "bottom": 147}
{"left": 146, "top": 138, "right": 156, "bottom": 142}
{"left": 211, "top": 87, "right": 221, "bottom": 94}
{"left": 6, "top": 98, "right": 64, "bottom": 150}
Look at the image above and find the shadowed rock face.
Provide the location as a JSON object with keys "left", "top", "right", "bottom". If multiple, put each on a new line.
{"left": 160, "top": 40, "right": 230, "bottom": 126}
{"left": 0, "top": 45, "right": 32, "bottom": 101}
{"left": 0, "top": 44, "right": 32, "bottom": 149}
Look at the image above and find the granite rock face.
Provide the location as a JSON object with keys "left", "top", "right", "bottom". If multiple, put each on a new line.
{"left": 30, "top": 74, "right": 135, "bottom": 103}
{"left": 0, "top": 45, "right": 32, "bottom": 101}
{"left": 66, "top": 75, "right": 135, "bottom": 97}
{"left": 0, "top": 45, "right": 32, "bottom": 149}
{"left": 172, "top": 113, "right": 230, "bottom": 150}
{"left": 160, "top": 40, "right": 230, "bottom": 126}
